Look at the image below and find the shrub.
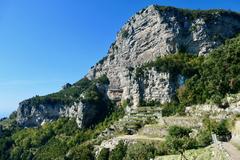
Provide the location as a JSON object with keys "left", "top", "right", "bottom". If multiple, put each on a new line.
{"left": 196, "top": 130, "right": 212, "bottom": 147}
{"left": 96, "top": 74, "right": 110, "bottom": 85}
{"left": 121, "top": 29, "right": 129, "bottom": 38}
{"left": 166, "top": 136, "right": 197, "bottom": 155}
{"left": 0, "top": 137, "right": 13, "bottom": 160}
{"left": 109, "top": 141, "right": 127, "bottom": 160}
{"left": 162, "top": 102, "right": 185, "bottom": 116}
{"left": 167, "top": 126, "right": 192, "bottom": 138}
{"left": 34, "top": 138, "right": 68, "bottom": 160}
{"left": 67, "top": 144, "right": 94, "bottom": 160}
{"left": 97, "top": 148, "right": 110, "bottom": 160}
{"left": 179, "top": 35, "right": 240, "bottom": 105}
{"left": 213, "top": 120, "right": 232, "bottom": 141}
{"left": 124, "top": 142, "right": 156, "bottom": 160}
{"left": 155, "top": 142, "right": 169, "bottom": 156}
{"left": 165, "top": 126, "right": 197, "bottom": 157}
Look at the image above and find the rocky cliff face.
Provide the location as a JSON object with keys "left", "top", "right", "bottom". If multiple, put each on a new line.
{"left": 16, "top": 101, "right": 98, "bottom": 128}
{"left": 17, "top": 100, "right": 64, "bottom": 127}
{"left": 16, "top": 5, "right": 240, "bottom": 127}
{"left": 16, "top": 79, "right": 110, "bottom": 128}
{"left": 87, "top": 5, "right": 240, "bottom": 107}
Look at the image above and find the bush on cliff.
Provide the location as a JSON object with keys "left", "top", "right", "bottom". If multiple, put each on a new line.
{"left": 178, "top": 35, "right": 240, "bottom": 105}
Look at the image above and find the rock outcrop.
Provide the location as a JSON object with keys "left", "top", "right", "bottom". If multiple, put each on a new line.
{"left": 17, "top": 100, "right": 64, "bottom": 127}
{"left": 16, "top": 5, "right": 240, "bottom": 127}
{"left": 87, "top": 5, "right": 240, "bottom": 106}
{"left": 17, "top": 80, "right": 110, "bottom": 128}
{"left": 16, "top": 100, "right": 101, "bottom": 128}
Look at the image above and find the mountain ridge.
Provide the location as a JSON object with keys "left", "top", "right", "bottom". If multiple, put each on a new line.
{"left": 15, "top": 5, "right": 240, "bottom": 128}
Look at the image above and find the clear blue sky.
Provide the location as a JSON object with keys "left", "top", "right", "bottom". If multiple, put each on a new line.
{"left": 0, "top": 0, "right": 239, "bottom": 118}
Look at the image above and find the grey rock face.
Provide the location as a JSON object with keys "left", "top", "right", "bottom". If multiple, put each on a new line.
{"left": 16, "top": 100, "right": 64, "bottom": 127}
{"left": 136, "top": 69, "right": 175, "bottom": 105}
{"left": 62, "top": 101, "right": 107, "bottom": 128}
{"left": 16, "top": 83, "right": 109, "bottom": 128}
{"left": 16, "top": 5, "right": 240, "bottom": 127}
{"left": 122, "top": 68, "right": 177, "bottom": 107}
{"left": 17, "top": 99, "right": 105, "bottom": 128}
{"left": 87, "top": 5, "right": 240, "bottom": 106}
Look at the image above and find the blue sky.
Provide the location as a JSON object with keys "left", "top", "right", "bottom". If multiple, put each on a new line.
{"left": 0, "top": 0, "right": 239, "bottom": 118}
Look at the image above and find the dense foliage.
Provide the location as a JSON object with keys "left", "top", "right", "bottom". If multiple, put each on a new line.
{"left": 165, "top": 126, "right": 198, "bottom": 157}
{"left": 97, "top": 148, "right": 110, "bottom": 160}
{"left": 179, "top": 35, "right": 240, "bottom": 105}
{"left": 202, "top": 117, "right": 232, "bottom": 142}
{"left": 136, "top": 35, "right": 240, "bottom": 115}
{"left": 26, "top": 77, "right": 92, "bottom": 106}
{"left": 155, "top": 5, "right": 240, "bottom": 26}
{"left": 123, "top": 142, "right": 156, "bottom": 160}
{"left": 26, "top": 75, "right": 109, "bottom": 106}
{"left": 136, "top": 53, "right": 199, "bottom": 79}
{"left": 109, "top": 141, "right": 127, "bottom": 160}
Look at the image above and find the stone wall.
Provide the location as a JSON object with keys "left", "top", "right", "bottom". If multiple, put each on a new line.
{"left": 185, "top": 94, "right": 240, "bottom": 119}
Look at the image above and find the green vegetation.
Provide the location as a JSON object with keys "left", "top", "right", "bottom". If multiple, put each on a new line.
{"left": 98, "top": 125, "right": 214, "bottom": 160}
{"left": 200, "top": 117, "right": 232, "bottom": 143}
{"left": 97, "top": 148, "right": 110, "bottom": 160}
{"left": 22, "top": 75, "right": 112, "bottom": 128}
{"left": 156, "top": 145, "right": 227, "bottom": 160}
{"left": 67, "top": 144, "right": 95, "bottom": 160}
{"left": 109, "top": 141, "right": 127, "bottom": 160}
{"left": 135, "top": 53, "right": 199, "bottom": 79}
{"left": 161, "top": 102, "right": 185, "bottom": 116}
{"left": 0, "top": 103, "right": 125, "bottom": 160}
{"left": 136, "top": 35, "right": 240, "bottom": 116}
{"left": 26, "top": 75, "right": 110, "bottom": 106}
{"left": 0, "top": 115, "right": 228, "bottom": 160}
{"left": 124, "top": 142, "right": 156, "bottom": 160}
{"left": 25, "top": 77, "right": 92, "bottom": 106}
{"left": 107, "top": 141, "right": 157, "bottom": 160}
{"left": 121, "top": 29, "right": 129, "bottom": 38}
{"left": 179, "top": 35, "right": 240, "bottom": 105}
{"left": 165, "top": 126, "right": 197, "bottom": 159}
{"left": 155, "top": 5, "right": 240, "bottom": 23}
{"left": 213, "top": 120, "right": 232, "bottom": 141}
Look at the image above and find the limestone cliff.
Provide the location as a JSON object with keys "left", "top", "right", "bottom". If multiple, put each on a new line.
{"left": 87, "top": 5, "right": 240, "bottom": 107}
{"left": 16, "top": 5, "right": 240, "bottom": 127}
{"left": 16, "top": 78, "right": 110, "bottom": 128}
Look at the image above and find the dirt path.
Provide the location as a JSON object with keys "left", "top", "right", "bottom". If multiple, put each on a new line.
{"left": 116, "top": 135, "right": 164, "bottom": 141}
{"left": 222, "top": 142, "right": 240, "bottom": 160}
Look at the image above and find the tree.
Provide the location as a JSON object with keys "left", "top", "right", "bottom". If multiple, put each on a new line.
{"left": 67, "top": 144, "right": 94, "bottom": 160}
{"left": 97, "top": 148, "right": 110, "bottom": 160}
{"left": 166, "top": 126, "right": 197, "bottom": 160}
{"left": 124, "top": 142, "right": 156, "bottom": 160}
{"left": 109, "top": 141, "right": 127, "bottom": 160}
